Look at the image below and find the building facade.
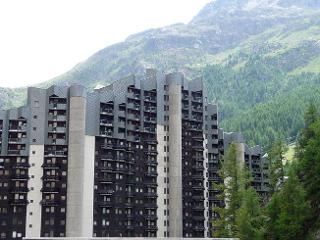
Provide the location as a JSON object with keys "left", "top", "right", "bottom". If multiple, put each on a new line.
{"left": 0, "top": 69, "right": 268, "bottom": 239}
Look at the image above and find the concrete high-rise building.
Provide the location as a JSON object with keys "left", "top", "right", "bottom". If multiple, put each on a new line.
{"left": 0, "top": 69, "right": 268, "bottom": 239}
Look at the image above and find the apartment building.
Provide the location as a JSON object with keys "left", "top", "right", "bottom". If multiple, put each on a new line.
{"left": 0, "top": 69, "right": 267, "bottom": 239}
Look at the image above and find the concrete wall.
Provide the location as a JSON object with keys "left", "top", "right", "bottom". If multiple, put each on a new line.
{"left": 156, "top": 124, "right": 168, "bottom": 237}
{"left": 66, "top": 96, "right": 94, "bottom": 237}
{"left": 234, "top": 143, "right": 245, "bottom": 168}
{"left": 203, "top": 138, "right": 209, "bottom": 237}
{"left": 25, "top": 145, "right": 44, "bottom": 238}
{"left": 168, "top": 84, "right": 183, "bottom": 237}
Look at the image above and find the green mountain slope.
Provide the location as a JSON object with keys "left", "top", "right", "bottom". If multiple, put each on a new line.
{"left": 2, "top": 0, "right": 320, "bottom": 147}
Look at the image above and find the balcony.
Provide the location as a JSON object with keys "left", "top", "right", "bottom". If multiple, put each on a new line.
{"left": 6, "top": 149, "right": 24, "bottom": 157}
{"left": 13, "top": 162, "right": 30, "bottom": 169}
{"left": 193, "top": 165, "right": 205, "bottom": 171}
{"left": 145, "top": 203, "right": 158, "bottom": 209}
{"left": 10, "top": 199, "right": 29, "bottom": 205}
{"left": 192, "top": 97, "right": 202, "bottom": 103}
{"left": 146, "top": 160, "right": 157, "bottom": 166}
{"left": 48, "top": 115, "right": 67, "bottom": 122}
{"left": 98, "top": 177, "right": 112, "bottom": 183}
{"left": 9, "top": 126, "right": 27, "bottom": 132}
{"left": 192, "top": 106, "right": 203, "bottom": 112}
{"left": 192, "top": 185, "right": 205, "bottom": 190}
{"left": 98, "top": 189, "right": 114, "bottom": 195}
{"left": 10, "top": 187, "right": 29, "bottom": 193}
{"left": 182, "top": 95, "right": 189, "bottom": 101}
{"left": 144, "top": 96, "right": 156, "bottom": 103}
{"left": 41, "top": 187, "right": 60, "bottom": 193}
{"left": 8, "top": 138, "right": 26, "bottom": 144}
{"left": 101, "top": 143, "right": 113, "bottom": 150}
{"left": 47, "top": 138, "right": 67, "bottom": 145}
{"left": 192, "top": 145, "right": 204, "bottom": 151}
{"left": 144, "top": 117, "right": 156, "bottom": 123}
{"left": 127, "top": 135, "right": 141, "bottom": 142}
{"left": 41, "top": 199, "right": 61, "bottom": 206}
{"left": 143, "top": 127, "right": 156, "bottom": 134}
{"left": 99, "top": 165, "right": 113, "bottom": 172}
{"left": 127, "top": 114, "right": 140, "bottom": 122}
{"left": 127, "top": 103, "right": 140, "bottom": 111}
{"left": 44, "top": 151, "right": 67, "bottom": 157}
{"left": 144, "top": 192, "right": 158, "bottom": 198}
{"left": 192, "top": 195, "right": 205, "bottom": 201}
{"left": 145, "top": 171, "right": 157, "bottom": 177}
{"left": 100, "top": 120, "right": 113, "bottom": 127}
{"left": 127, "top": 125, "right": 141, "bottom": 132}
{"left": 194, "top": 225, "right": 205, "bottom": 231}
{"left": 127, "top": 92, "right": 141, "bottom": 100}
{"left": 100, "top": 131, "right": 113, "bottom": 137}
{"left": 42, "top": 163, "right": 60, "bottom": 170}
{"left": 191, "top": 117, "right": 203, "bottom": 123}
{"left": 146, "top": 225, "right": 158, "bottom": 230}
{"left": 100, "top": 109, "right": 113, "bottom": 115}
{"left": 144, "top": 107, "right": 156, "bottom": 113}
{"left": 193, "top": 215, "right": 205, "bottom": 221}
{"left": 96, "top": 201, "right": 112, "bottom": 207}
{"left": 49, "top": 103, "right": 67, "bottom": 110}
{"left": 192, "top": 174, "right": 204, "bottom": 180}
{"left": 11, "top": 174, "right": 29, "bottom": 180}
{"left": 192, "top": 205, "right": 205, "bottom": 211}
{"left": 42, "top": 175, "right": 61, "bottom": 182}
{"left": 48, "top": 126, "right": 67, "bottom": 133}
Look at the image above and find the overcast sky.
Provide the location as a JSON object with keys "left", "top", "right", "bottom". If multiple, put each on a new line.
{"left": 0, "top": 0, "right": 212, "bottom": 88}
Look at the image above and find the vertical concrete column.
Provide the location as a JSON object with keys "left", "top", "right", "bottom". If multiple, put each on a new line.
{"left": 156, "top": 124, "right": 168, "bottom": 237}
{"left": 168, "top": 84, "right": 183, "bottom": 237}
{"left": 26, "top": 145, "right": 44, "bottom": 237}
{"left": 235, "top": 142, "right": 245, "bottom": 167}
{"left": 66, "top": 91, "right": 94, "bottom": 237}
{"left": 203, "top": 139, "right": 209, "bottom": 237}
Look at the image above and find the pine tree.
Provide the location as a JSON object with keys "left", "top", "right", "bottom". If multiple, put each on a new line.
{"left": 296, "top": 120, "right": 320, "bottom": 231}
{"left": 267, "top": 139, "right": 287, "bottom": 196}
{"left": 265, "top": 170, "right": 311, "bottom": 240}
{"left": 212, "top": 143, "right": 241, "bottom": 237}
{"left": 295, "top": 104, "right": 320, "bottom": 234}
{"left": 212, "top": 143, "right": 264, "bottom": 238}
{"left": 236, "top": 187, "right": 265, "bottom": 240}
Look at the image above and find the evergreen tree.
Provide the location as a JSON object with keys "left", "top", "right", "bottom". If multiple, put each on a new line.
{"left": 294, "top": 104, "right": 320, "bottom": 234}
{"left": 235, "top": 187, "right": 265, "bottom": 240}
{"left": 212, "top": 143, "right": 264, "bottom": 238}
{"left": 267, "top": 139, "right": 287, "bottom": 196}
{"left": 212, "top": 143, "right": 241, "bottom": 237}
{"left": 296, "top": 119, "right": 320, "bottom": 232}
{"left": 265, "top": 170, "right": 311, "bottom": 240}
{"left": 296, "top": 102, "right": 319, "bottom": 155}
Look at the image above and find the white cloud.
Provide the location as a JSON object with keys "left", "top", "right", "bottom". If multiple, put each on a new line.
{"left": 0, "top": 0, "right": 212, "bottom": 88}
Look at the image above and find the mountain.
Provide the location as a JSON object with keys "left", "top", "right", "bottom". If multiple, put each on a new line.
{"left": 3, "top": 0, "right": 320, "bottom": 147}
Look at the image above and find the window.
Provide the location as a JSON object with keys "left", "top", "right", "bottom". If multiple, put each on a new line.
{"left": 34, "top": 101, "right": 39, "bottom": 107}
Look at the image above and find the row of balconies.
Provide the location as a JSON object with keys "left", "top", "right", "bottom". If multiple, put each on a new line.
{"left": 48, "top": 115, "right": 67, "bottom": 122}
{"left": 44, "top": 151, "right": 67, "bottom": 157}
{"left": 9, "top": 187, "right": 29, "bottom": 193}
{"left": 47, "top": 126, "right": 66, "bottom": 133}
{"left": 7, "top": 149, "right": 28, "bottom": 155}
{"left": 41, "top": 199, "right": 62, "bottom": 206}
{"left": 48, "top": 103, "right": 67, "bottom": 110}
{"left": 47, "top": 138, "right": 67, "bottom": 145}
